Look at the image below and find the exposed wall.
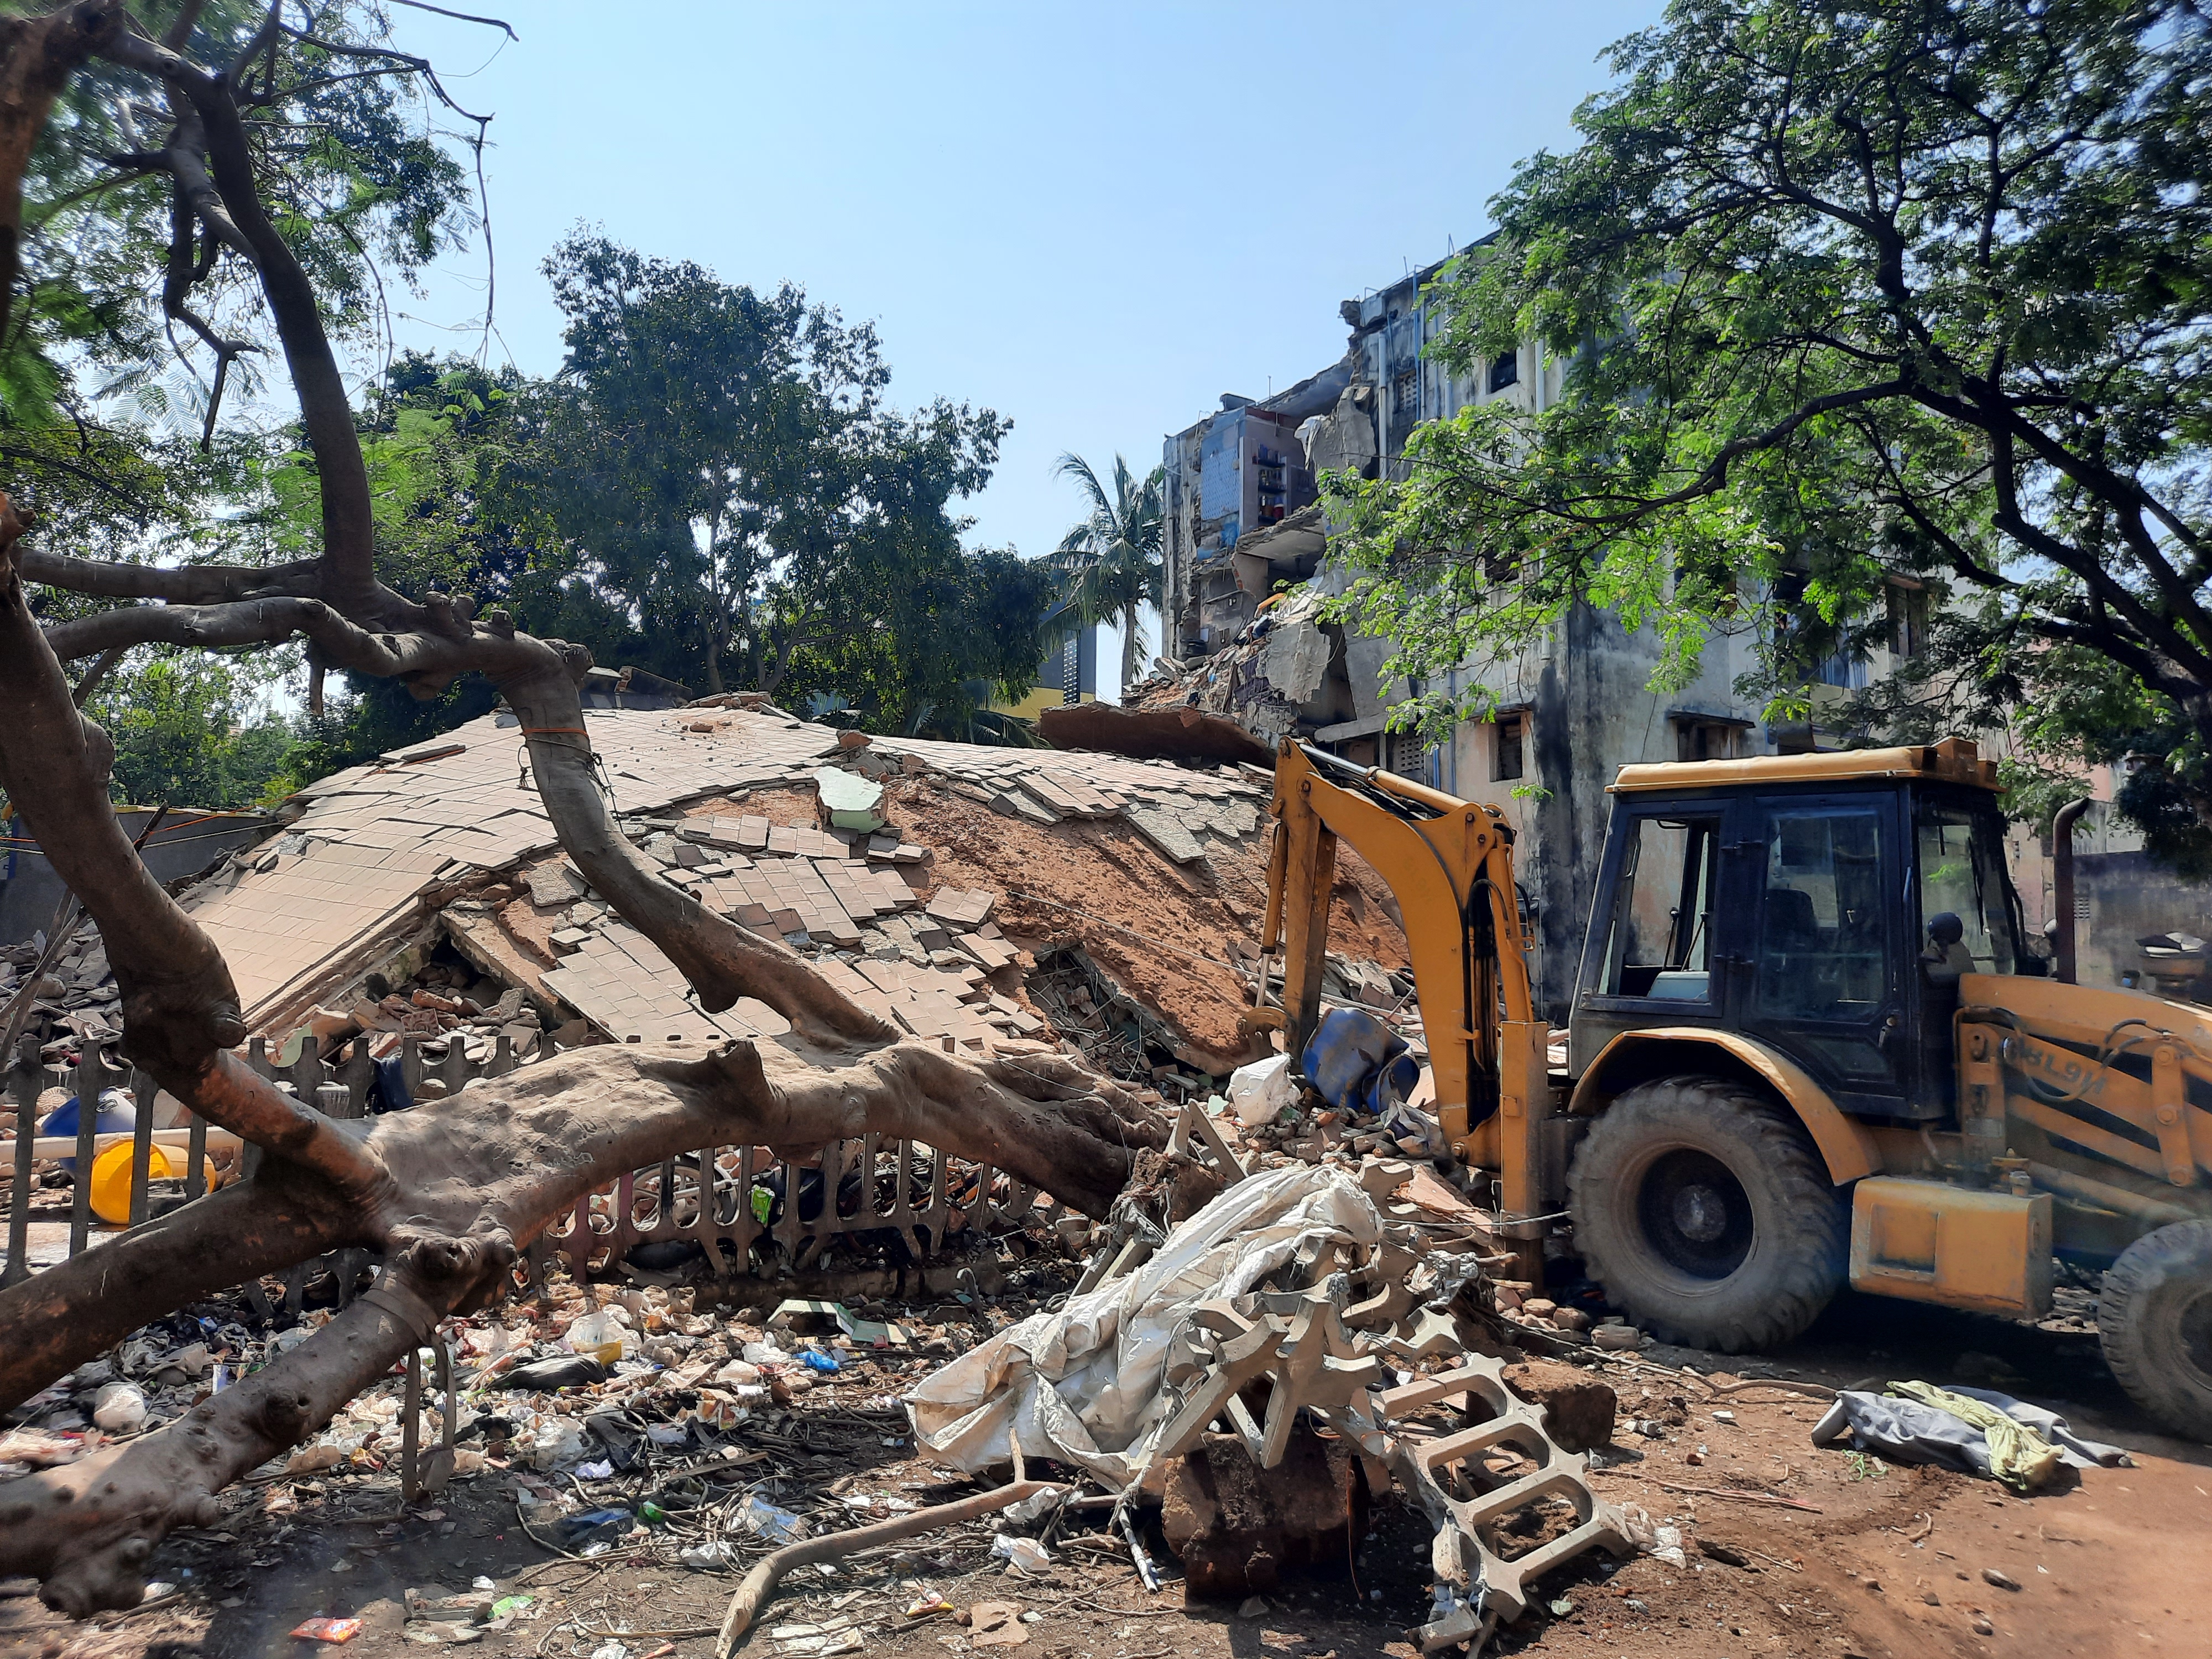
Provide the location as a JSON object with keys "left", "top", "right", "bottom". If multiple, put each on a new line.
{"left": 2069, "top": 849, "right": 2212, "bottom": 991}
{"left": 1, "top": 807, "right": 275, "bottom": 945}
{"left": 2006, "top": 794, "right": 2212, "bottom": 992}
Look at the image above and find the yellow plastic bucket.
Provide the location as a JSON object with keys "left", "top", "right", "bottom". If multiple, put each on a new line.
{"left": 88, "top": 1141, "right": 171, "bottom": 1226}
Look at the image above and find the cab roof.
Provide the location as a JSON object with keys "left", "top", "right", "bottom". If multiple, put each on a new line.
{"left": 1611, "top": 737, "right": 2003, "bottom": 795}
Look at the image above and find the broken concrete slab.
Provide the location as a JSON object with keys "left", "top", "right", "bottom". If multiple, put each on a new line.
{"left": 1037, "top": 701, "right": 1272, "bottom": 766}
{"left": 815, "top": 767, "right": 886, "bottom": 833}
{"left": 1125, "top": 802, "right": 1208, "bottom": 865}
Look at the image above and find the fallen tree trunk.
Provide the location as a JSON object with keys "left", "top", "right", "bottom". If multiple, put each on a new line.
{"left": 0, "top": 1039, "right": 1159, "bottom": 1416}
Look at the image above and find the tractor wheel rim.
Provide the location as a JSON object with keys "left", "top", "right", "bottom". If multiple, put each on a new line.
{"left": 1636, "top": 1147, "right": 1754, "bottom": 1281}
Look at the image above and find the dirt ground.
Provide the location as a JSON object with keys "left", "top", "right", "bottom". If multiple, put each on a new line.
{"left": 8, "top": 1269, "right": 2206, "bottom": 1659}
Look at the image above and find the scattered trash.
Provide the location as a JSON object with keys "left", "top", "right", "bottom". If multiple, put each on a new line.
{"left": 91, "top": 1380, "right": 147, "bottom": 1434}
{"left": 1225, "top": 1053, "right": 1298, "bottom": 1129}
{"left": 999, "top": 1485, "right": 1065, "bottom": 1525}
{"left": 990, "top": 1535, "right": 1052, "bottom": 1574}
{"left": 742, "top": 1495, "right": 811, "bottom": 1544}
{"left": 558, "top": 1507, "right": 634, "bottom": 1550}
{"left": 502, "top": 1354, "right": 608, "bottom": 1392}
{"left": 290, "top": 1618, "right": 364, "bottom": 1644}
{"left": 1812, "top": 1383, "right": 2128, "bottom": 1493}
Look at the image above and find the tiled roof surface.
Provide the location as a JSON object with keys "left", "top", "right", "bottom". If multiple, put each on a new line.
{"left": 183, "top": 706, "right": 1272, "bottom": 1051}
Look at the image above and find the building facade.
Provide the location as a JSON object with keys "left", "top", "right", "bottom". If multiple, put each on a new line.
{"left": 1149, "top": 250, "right": 1934, "bottom": 1019}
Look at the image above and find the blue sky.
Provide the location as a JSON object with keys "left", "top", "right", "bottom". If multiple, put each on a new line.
{"left": 385, "top": 2, "right": 1666, "bottom": 691}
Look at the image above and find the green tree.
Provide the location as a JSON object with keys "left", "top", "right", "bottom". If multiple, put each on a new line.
{"left": 512, "top": 231, "right": 1025, "bottom": 706}
{"left": 0, "top": 0, "right": 495, "bottom": 787}
{"left": 7, "top": 0, "right": 475, "bottom": 505}
{"left": 88, "top": 651, "right": 296, "bottom": 810}
{"left": 1051, "top": 452, "right": 1162, "bottom": 696}
{"left": 1324, "top": 0, "right": 2212, "bottom": 863}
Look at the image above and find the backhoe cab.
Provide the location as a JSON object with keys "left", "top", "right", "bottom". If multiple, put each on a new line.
{"left": 1265, "top": 738, "right": 2212, "bottom": 1441}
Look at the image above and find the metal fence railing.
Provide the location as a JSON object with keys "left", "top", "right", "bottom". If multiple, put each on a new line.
{"left": 2, "top": 1030, "right": 1053, "bottom": 1317}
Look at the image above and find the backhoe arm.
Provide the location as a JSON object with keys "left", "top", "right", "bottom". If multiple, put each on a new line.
{"left": 1261, "top": 742, "right": 1550, "bottom": 1217}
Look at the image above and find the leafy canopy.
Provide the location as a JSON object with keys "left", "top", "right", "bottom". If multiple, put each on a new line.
{"left": 311, "top": 239, "right": 1053, "bottom": 744}
{"left": 1323, "top": 0, "right": 2212, "bottom": 862}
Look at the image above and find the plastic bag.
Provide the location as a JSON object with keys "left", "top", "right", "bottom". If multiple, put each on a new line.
{"left": 990, "top": 1534, "right": 1052, "bottom": 1574}
{"left": 1226, "top": 1053, "right": 1298, "bottom": 1128}
{"left": 741, "top": 1495, "right": 809, "bottom": 1543}
{"left": 525, "top": 1416, "right": 587, "bottom": 1472}
{"left": 1000, "top": 1485, "right": 1065, "bottom": 1525}
{"left": 92, "top": 1381, "right": 147, "bottom": 1434}
{"left": 565, "top": 1308, "right": 630, "bottom": 1363}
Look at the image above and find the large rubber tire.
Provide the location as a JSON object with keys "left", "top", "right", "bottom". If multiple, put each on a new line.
{"left": 2098, "top": 1220, "right": 2212, "bottom": 1443}
{"left": 1567, "top": 1074, "right": 1848, "bottom": 1353}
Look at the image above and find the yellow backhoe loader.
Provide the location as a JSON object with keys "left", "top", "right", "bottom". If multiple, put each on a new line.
{"left": 1262, "top": 737, "right": 2212, "bottom": 1439}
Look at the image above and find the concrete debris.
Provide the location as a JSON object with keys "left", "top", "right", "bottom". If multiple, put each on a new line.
{"left": 117, "top": 703, "right": 1379, "bottom": 1075}
{"left": 1120, "top": 589, "right": 1335, "bottom": 752}
{"left": 1034, "top": 702, "right": 1273, "bottom": 766}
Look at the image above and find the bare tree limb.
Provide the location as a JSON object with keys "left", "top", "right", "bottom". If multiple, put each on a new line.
{"left": 102, "top": 23, "right": 383, "bottom": 609}
{"left": 69, "top": 640, "right": 125, "bottom": 706}
{"left": 389, "top": 0, "right": 518, "bottom": 40}
{"left": 17, "top": 547, "right": 322, "bottom": 605}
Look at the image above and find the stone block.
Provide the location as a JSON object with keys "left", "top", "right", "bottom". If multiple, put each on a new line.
{"left": 1160, "top": 1432, "right": 1363, "bottom": 1599}
{"left": 1501, "top": 1358, "right": 1616, "bottom": 1452}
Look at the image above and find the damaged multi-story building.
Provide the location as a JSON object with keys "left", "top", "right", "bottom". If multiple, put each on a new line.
{"left": 1149, "top": 248, "right": 1937, "bottom": 1018}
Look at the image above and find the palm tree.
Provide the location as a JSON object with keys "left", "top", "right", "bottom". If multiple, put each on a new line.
{"left": 1051, "top": 452, "right": 1165, "bottom": 697}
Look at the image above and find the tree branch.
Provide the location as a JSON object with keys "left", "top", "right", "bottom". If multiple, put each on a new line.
{"left": 17, "top": 548, "right": 322, "bottom": 605}
{"left": 101, "top": 24, "right": 381, "bottom": 608}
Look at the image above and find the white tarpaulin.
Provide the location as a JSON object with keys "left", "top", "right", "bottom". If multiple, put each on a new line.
{"left": 904, "top": 1164, "right": 1384, "bottom": 1489}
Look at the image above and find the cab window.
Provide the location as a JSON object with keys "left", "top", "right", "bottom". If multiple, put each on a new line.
{"left": 1602, "top": 814, "right": 1719, "bottom": 1001}
{"left": 1756, "top": 808, "right": 1886, "bottom": 1018}
{"left": 1916, "top": 800, "right": 2020, "bottom": 975}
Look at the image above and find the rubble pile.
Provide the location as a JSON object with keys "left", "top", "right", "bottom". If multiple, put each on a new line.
{"left": 0, "top": 922, "right": 123, "bottom": 1064}
{"left": 1120, "top": 589, "right": 1335, "bottom": 752}
{"left": 315, "top": 971, "right": 581, "bottom": 1073}
{"left": 4, "top": 701, "right": 1422, "bottom": 1243}
{"left": 4, "top": 1125, "right": 2167, "bottom": 1659}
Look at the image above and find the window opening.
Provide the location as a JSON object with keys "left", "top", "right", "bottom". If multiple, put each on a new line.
{"left": 1603, "top": 815, "right": 1719, "bottom": 1001}
{"left": 1674, "top": 717, "right": 1741, "bottom": 763}
{"left": 1492, "top": 714, "right": 1525, "bottom": 782}
{"left": 1915, "top": 801, "right": 2018, "bottom": 976}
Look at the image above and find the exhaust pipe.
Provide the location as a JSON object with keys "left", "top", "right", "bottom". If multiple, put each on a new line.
{"left": 2052, "top": 797, "right": 2091, "bottom": 984}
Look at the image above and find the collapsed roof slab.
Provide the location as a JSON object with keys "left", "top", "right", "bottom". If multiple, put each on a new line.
{"left": 177, "top": 706, "right": 1407, "bottom": 1072}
